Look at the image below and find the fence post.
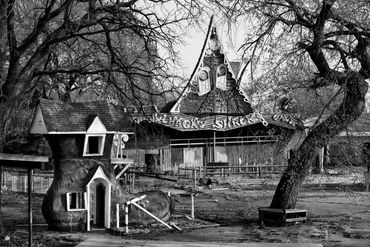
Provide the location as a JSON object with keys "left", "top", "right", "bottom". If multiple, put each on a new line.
{"left": 193, "top": 168, "right": 196, "bottom": 188}
{"left": 258, "top": 166, "right": 261, "bottom": 177}
{"left": 125, "top": 204, "right": 129, "bottom": 233}
{"left": 191, "top": 193, "right": 195, "bottom": 221}
{"left": 116, "top": 204, "right": 120, "bottom": 229}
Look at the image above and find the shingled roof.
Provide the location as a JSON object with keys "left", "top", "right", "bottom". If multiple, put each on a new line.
{"left": 33, "top": 99, "right": 133, "bottom": 133}
{"left": 161, "top": 89, "right": 253, "bottom": 116}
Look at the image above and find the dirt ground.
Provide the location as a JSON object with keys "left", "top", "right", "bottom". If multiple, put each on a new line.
{"left": 1, "top": 168, "right": 369, "bottom": 247}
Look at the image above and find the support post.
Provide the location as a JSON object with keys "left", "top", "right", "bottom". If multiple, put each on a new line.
{"left": 213, "top": 131, "right": 216, "bottom": 162}
{"left": 28, "top": 168, "right": 33, "bottom": 247}
{"left": 192, "top": 167, "right": 196, "bottom": 188}
{"left": 125, "top": 204, "right": 129, "bottom": 233}
{"left": 131, "top": 201, "right": 172, "bottom": 229}
{"left": 191, "top": 193, "right": 195, "bottom": 221}
{"left": 319, "top": 147, "right": 324, "bottom": 174}
{"left": 116, "top": 204, "right": 119, "bottom": 229}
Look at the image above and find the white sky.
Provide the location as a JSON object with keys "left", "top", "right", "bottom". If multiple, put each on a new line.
{"left": 178, "top": 20, "right": 244, "bottom": 77}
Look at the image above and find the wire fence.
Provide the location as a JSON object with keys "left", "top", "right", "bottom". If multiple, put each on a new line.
{"left": 2, "top": 170, "right": 53, "bottom": 194}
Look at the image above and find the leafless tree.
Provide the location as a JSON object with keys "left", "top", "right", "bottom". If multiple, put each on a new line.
{"left": 0, "top": 0, "right": 205, "bottom": 152}
{"left": 211, "top": 0, "right": 370, "bottom": 208}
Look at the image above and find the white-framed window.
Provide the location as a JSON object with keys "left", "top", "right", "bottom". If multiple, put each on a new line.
{"left": 216, "top": 64, "right": 227, "bottom": 91}
{"left": 66, "top": 192, "right": 87, "bottom": 211}
{"left": 198, "top": 67, "right": 211, "bottom": 96}
{"left": 83, "top": 134, "right": 106, "bottom": 156}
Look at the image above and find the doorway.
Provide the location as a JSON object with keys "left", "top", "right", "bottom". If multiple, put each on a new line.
{"left": 95, "top": 183, "right": 105, "bottom": 227}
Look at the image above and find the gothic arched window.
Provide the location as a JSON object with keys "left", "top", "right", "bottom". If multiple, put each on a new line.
{"left": 216, "top": 64, "right": 227, "bottom": 91}
{"left": 198, "top": 67, "right": 211, "bottom": 96}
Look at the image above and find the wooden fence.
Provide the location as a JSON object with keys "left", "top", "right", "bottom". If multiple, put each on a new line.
{"left": 178, "top": 163, "right": 287, "bottom": 180}
{"left": 2, "top": 170, "right": 53, "bottom": 194}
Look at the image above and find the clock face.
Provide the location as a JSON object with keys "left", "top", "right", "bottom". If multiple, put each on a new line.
{"left": 199, "top": 70, "right": 208, "bottom": 81}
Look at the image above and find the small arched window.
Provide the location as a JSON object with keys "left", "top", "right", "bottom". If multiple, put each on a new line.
{"left": 198, "top": 67, "right": 211, "bottom": 96}
{"left": 216, "top": 64, "right": 227, "bottom": 91}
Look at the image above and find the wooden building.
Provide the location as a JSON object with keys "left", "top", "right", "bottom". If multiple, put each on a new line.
{"left": 124, "top": 25, "right": 302, "bottom": 174}
{"left": 306, "top": 112, "right": 370, "bottom": 173}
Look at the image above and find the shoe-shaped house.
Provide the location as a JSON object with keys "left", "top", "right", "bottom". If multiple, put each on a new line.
{"left": 30, "top": 99, "right": 135, "bottom": 231}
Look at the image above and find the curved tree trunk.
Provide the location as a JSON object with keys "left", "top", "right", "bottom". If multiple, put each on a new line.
{"left": 270, "top": 72, "right": 368, "bottom": 209}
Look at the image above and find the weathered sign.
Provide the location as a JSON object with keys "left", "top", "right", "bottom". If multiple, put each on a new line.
{"left": 133, "top": 112, "right": 273, "bottom": 131}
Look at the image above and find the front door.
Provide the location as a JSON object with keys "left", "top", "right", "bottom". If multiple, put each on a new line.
{"left": 95, "top": 183, "right": 105, "bottom": 227}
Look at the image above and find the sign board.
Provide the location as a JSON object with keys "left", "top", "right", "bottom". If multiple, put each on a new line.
{"left": 133, "top": 112, "right": 299, "bottom": 132}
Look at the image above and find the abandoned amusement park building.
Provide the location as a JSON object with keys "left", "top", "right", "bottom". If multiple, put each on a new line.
{"left": 27, "top": 25, "right": 361, "bottom": 232}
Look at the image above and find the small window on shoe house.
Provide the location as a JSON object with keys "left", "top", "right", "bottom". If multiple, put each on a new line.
{"left": 83, "top": 135, "right": 105, "bottom": 156}
{"left": 66, "top": 192, "right": 86, "bottom": 211}
{"left": 83, "top": 115, "right": 107, "bottom": 156}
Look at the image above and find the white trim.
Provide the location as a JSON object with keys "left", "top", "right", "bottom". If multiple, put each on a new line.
{"left": 87, "top": 116, "right": 107, "bottom": 133}
{"left": 83, "top": 134, "right": 106, "bottom": 156}
{"left": 215, "top": 64, "right": 227, "bottom": 91}
{"left": 86, "top": 166, "right": 113, "bottom": 231}
{"left": 66, "top": 192, "right": 87, "bottom": 211}
{"left": 46, "top": 131, "right": 133, "bottom": 134}
{"left": 111, "top": 158, "right": 134, "bottom": 164}
{"left": 198, "top": 67, "right": 211, "bottom": 96}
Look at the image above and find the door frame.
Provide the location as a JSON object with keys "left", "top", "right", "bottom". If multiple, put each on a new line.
{"left": 86, "top": 166, "right": 112, "bottom": 231}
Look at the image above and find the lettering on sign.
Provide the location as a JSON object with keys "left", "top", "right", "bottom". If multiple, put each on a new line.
{"left": 272, "top": 114, "right": 298, "bottom": 126}
{"left": 133, "top": 112, "right": 269, "bottom": 131}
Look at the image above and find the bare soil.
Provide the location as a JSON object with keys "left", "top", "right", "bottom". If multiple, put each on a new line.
{"left": 1, "top": 169, "right": 370, "bottom": 247}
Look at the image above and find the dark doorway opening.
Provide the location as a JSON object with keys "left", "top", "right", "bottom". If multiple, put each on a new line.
{"left": 145, "top": 153, "right": 159, "bottom": 173}
{"left": 95, "top": 183, "right": 105, "bottom": 227}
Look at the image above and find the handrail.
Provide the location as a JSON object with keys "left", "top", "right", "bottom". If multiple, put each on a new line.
{"left": 120, "top": 194, "right": 173, "bottom": 233}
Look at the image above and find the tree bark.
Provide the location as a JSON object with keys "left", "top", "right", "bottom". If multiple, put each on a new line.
{"left": 270, "top": 72, "right": 368, "bottom": 209}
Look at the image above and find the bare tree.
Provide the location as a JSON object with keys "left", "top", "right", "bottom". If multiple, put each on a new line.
{"left": 0, "top": 0, "right": 204, "bottom": 152}
{"left": 211, "top": 0, "right": 370, "bottom": 208}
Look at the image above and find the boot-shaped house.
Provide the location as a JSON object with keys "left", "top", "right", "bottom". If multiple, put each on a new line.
{"left": 30, "top": 99, "right": 133, "bottom": 231}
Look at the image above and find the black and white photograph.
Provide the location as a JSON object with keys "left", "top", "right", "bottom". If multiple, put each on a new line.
{"left": 0, "top": 0, "right": 369, "bottom": 246}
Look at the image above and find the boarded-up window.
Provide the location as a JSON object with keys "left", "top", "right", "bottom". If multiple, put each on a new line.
{"left": 183, "top": 147, "right": 203, "bottom": 167}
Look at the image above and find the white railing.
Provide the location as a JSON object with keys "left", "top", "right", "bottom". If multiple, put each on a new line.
{"left": 116, "top": 194, "right": 174, "bottom": 233}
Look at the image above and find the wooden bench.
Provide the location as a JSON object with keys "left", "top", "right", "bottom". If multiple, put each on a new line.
{"left": 258, "top": 207, "right": 307, "bottom": 226}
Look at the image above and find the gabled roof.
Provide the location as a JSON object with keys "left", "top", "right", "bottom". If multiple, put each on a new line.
{"left": 168, "top": 19, "right": 252, "bottom": 116}
{"left": 84, "top": 166, "right": 113, "bottom": 188}
{"left": 30, "top": 99, "right": 133, "bottom": 134}
{"left": 162, "top": 89, "right": 253, "bottom": 116}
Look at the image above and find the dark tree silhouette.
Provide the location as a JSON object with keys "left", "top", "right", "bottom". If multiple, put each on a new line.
{"left": 211, "top": 0, "right": 370, "bottom": 208}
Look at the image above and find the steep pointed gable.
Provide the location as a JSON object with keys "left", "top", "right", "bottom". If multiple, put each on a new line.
{"left": 30, "top": 105, "right": 48, "bottom": 134}
{"left": 86, "top": 116, "right": 107, "bottom": 133}
{"left": 167, "top": 19, "right": 252, "bottom": 116}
